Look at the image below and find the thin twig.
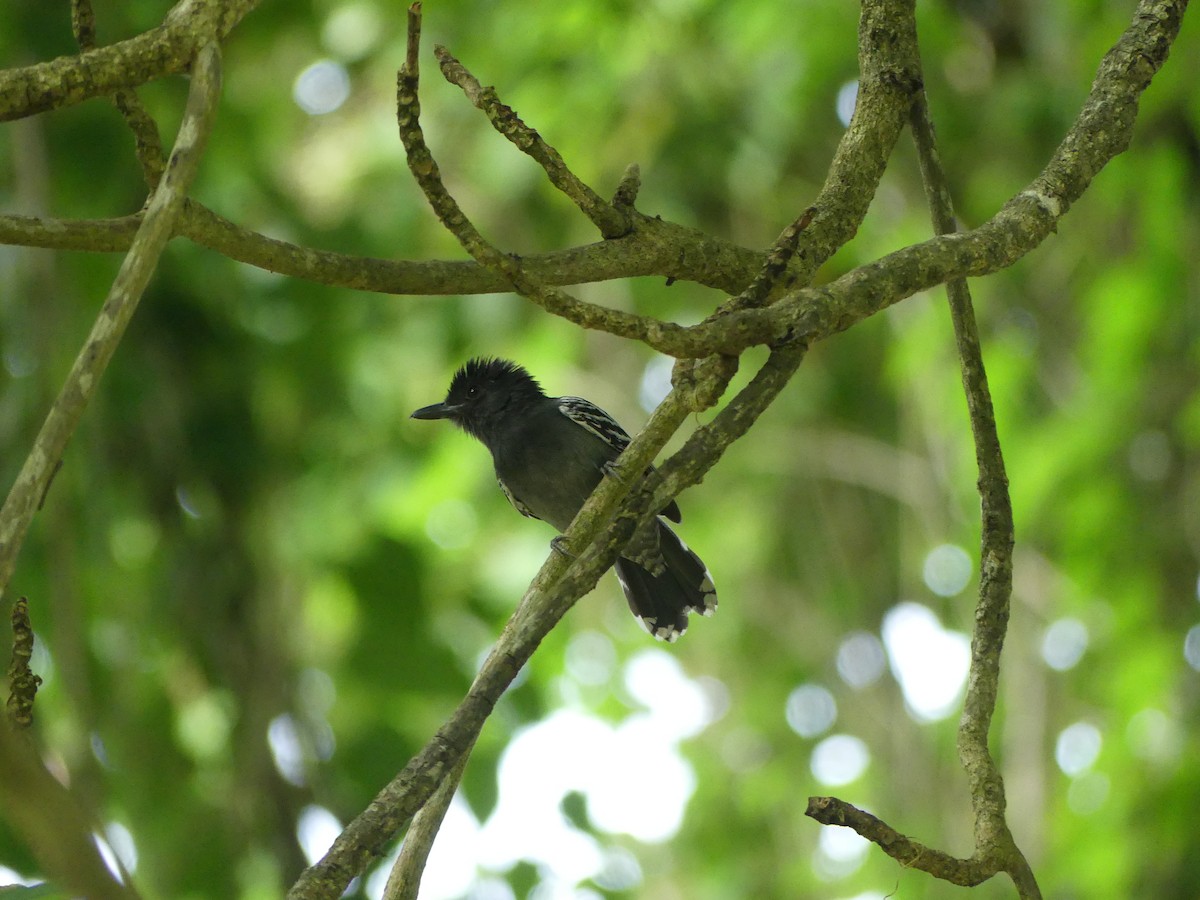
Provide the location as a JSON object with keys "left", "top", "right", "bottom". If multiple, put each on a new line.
{"left": 70, "top": 0, "right": 166, "bottom": 188}
{"left": 0, "top": 42, "right": 223, "bottom": 602}
{"left": 434, "top": 45, "right": 632, "bottom": 238}
{"left": 718, "top": 206, "right": 817, "bottom": 314}
{"left": 395, "top": 4, "right": 732, "bottom": 356}
{"left": 910, "top": 88, "right": 1039, "bottom": 898}
{"left": 806, "top": 797, "right": 993, "bottom": 885}
{"left": 611, "top": 163, "right": 642, "bottom": 212}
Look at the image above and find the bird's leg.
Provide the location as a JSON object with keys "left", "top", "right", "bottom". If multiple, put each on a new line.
{"left": 550, "top": 535, "right": 576, "bottom": 559}
{"left": 600, "top": 459, "right": 624, "bottom": 480}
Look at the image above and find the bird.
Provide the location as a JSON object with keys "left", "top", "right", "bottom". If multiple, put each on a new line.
{"left": 411, "top": 357, "right": 716, "bottom": 641}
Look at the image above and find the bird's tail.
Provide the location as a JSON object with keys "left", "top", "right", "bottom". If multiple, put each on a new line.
{"left": 614, "top": 519, "right": 717, "bottom": 642}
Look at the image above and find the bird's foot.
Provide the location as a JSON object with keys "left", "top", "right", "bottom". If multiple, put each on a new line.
{"left": 601, "top": 459, "right": 624, "bottom": 480}
{"left": 550, "top": 536, "right": 576, "bottom": 559}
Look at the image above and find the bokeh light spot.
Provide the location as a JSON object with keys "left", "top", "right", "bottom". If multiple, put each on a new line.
{"left": 836, "top": 631, "right": 886, "bottom": 689}
{"left": 922, "top": 544, "right": 973, "bottom": 597}
{"left": 1126, "top": 707, "right": 1182, "bottom": 767}
{"left": 810, "top": 734, "right": 869, "bottom": 786}
{"left": 297, "top": 805, "right": 342, "bottom": 866}
{"left": 1067, "top": 771, "right": 1110, "bottom": 815}
{"left": 1128, "top": 429, "right": 1171, "bottom": 481}
{"left": 812, "top": 825, "right": 869, "bottom": 881}
{"left": 425, "top": 498, "right": 478, "bottom": 549}
{"left": 1055, "top": 721, "right": 1102, "bottom": 776}
{"left": 564, "top": 630, "right": 617, "bottom": 686}
{"left": 882, "top": 603, "right": 969, "bottom": 722}
{"left": 836, "top": 80, "right": 858, "bottom": 127}
{"left": 293, "top": 60, "right": 351, "bottom": 115}
{"left": 1184, "top": 625, "right": 1200, "bottom": 671}
{"left": 1041, "top": 617, "right": 1089, "bottom": 671}
{"left": 785, "top": 683, "right": 837, "bottom": 738}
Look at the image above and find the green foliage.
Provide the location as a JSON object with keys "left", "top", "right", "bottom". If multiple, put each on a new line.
{"left": 2, "top": 1, "right": 1198, "bottom": 898}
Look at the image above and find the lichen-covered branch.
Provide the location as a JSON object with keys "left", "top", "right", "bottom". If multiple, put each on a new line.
{"left": 0, "top": 204, "right": 766, "bottom": 295}
{"left": 0, "top": 42, "right": 223, "bottom": 602}
{"left": 806, "top": 797, "right": 995, "bottom": 884}
{"left": 0, "top": 0, "right": 254, "bottom": 122}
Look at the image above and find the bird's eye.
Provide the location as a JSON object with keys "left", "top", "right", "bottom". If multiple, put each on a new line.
{"left": 465, "top": 386, "right": 479, "bottom": 399}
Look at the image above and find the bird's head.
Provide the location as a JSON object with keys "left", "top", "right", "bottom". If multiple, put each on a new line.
{"left": 411, "top": 357, "right": 546, "bottom": 442}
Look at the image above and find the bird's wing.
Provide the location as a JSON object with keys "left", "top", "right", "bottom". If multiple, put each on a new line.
{"left": 498, "top": 477, "right": 539, "bottom": 520}
{"left": 556, "top": 396, "right": 632, "bottom": 454}
{"left": 556, "top": 396, "right": 682, "bottom": 523}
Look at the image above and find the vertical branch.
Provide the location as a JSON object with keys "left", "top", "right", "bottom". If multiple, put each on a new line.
{"left": 0, "top": 42, "right": 223, "bottom": 602}
{"left": 909, "top": 91, "right": 1040, "bottom": 898}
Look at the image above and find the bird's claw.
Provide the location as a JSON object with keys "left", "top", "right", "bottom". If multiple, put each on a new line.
{"left": 550, "top": 536, "right": 575, "bottom": 559}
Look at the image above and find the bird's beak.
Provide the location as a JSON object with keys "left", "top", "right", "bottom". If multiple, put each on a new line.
{"left": 411, "top": 401, "right": 458, "bottom": 420}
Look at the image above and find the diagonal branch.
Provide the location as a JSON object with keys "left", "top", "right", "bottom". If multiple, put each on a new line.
{"left": 0, "top": 42, "right": 223, "bottom": 601}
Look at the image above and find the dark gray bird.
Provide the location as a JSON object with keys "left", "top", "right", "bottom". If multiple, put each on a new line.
{"left": 412, "top": 357, "right": 716, "bottom": 641}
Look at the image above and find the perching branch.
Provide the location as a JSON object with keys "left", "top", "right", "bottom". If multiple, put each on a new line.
{"left": 0, "top": 41, "right": 223, "bottom": 602}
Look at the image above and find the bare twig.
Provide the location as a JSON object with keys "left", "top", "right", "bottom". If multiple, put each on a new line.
{"left": 434, "top": 45, "right": 632, "bottom": 238}
{"left": 804, "top": 77, "right": 1040, "bottom": 897}
{"left": 70, "top": 0, "right": 166, "bottom": 188}
{"left": 806, "top": 797, "right": 993, "bottom": 884}
{"left": 719, "top": 206, "right": 817, "bottom": 314}
{"left": 800, "top": 8, "right": 1187, "bottom": 883}
{"left": 6, "top": 597, "right": 41, "bottom": 729}
{"left": 611, "top": 163, "right": 642, "bottom": 212}
{"left": 911, "top": 87, "right": 1038, "bottom": 897}
{"left": 395, "top": 4, "right": 738, "bottom": 357}
{"left": 0, "top": 42, "right": 223, "bottom": 602}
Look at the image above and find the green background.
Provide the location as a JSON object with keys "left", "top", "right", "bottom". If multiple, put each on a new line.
{"left": 1, "top": 0, "right": 1197, "bottom": 897}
